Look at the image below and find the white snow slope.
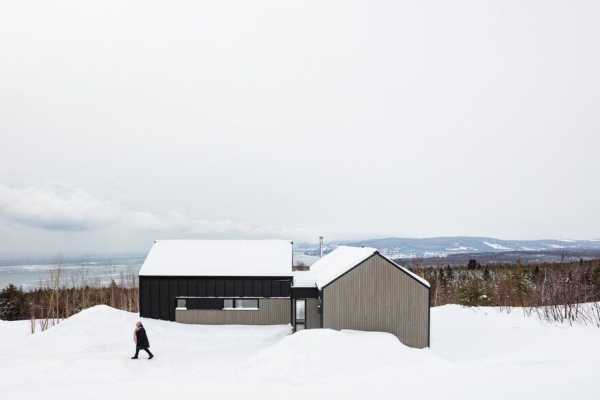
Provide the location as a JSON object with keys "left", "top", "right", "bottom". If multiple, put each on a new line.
{"left": 1, "top": 305, "right": 598, "bottom": 399}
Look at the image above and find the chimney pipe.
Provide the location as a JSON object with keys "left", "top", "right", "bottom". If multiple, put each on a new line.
{"left": 319, "top": 236, "right": 324, "bottom": 258}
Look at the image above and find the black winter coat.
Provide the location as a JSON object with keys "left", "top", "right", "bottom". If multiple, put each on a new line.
{"left": 136, "top": 327, "right": 150, "bottom": 349}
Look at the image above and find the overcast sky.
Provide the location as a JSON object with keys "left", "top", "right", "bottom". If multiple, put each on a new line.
{"left": 1, "top": 1, "right": 599, "bottom": 255}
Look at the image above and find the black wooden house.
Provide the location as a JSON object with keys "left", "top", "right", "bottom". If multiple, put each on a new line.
{"left": 139, "top": 240, "right": 293, "bottom": 324}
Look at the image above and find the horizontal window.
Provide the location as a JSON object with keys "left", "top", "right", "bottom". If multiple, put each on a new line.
{"left": 184, "top": 298, "right": 225, "bottom": 310}
{"left": 224, "top": 299, "right": 259, "bottom": 310}
{"left": 176, "top": 298, "right": 259, "bottom": 311}
{"left": 235, "top": 299, "right": 258, "bottom": 309}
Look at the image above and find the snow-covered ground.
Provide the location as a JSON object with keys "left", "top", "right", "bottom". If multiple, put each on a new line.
{"left": 1, "top": 305, "right": 598, "bottom": 399}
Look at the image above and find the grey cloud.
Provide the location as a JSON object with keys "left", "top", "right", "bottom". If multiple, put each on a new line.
{"left": 0, "top": 184, "right": 312, "bottom": 240}
{"left": 0, "top": 184, "right": 119, "bottom": 231}
{"left": 1, "top": 1, "right": 599, "bottom": 255}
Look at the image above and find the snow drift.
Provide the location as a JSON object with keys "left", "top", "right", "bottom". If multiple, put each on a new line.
{"left": 1, "top": 304, "right": 599, "bottom": 399}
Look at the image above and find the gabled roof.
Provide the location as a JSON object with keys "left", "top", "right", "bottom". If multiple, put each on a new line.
{"left": 138, "top": 240, "right": 293, "bottom": 277}
{"left": 309, "top": 246, "right": 430, "bottom": 289}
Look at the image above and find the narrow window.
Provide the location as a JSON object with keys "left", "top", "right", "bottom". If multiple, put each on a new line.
{"left": 176, "top": 298, "right": 187, "bottom": 310}
{"left": 223, "top": 299, "right": 234, "bottom": 309}
{"left": 296, "top": 299, "right": 306, "bottom": 321}
{"left": 295, "top": 299, "right": 306, "bottom": 331}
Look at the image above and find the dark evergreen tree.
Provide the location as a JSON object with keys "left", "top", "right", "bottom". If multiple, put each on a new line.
{"left": 457, "top": 278, "right": 490, "bottom": 306}
{"left": 445, "top": 265, "right": 454, "bottom": 280}
{"left": 482, "top": 267, "right": 492, "bottom": 282}
{"left": 0, "top": 284, "right": 28, "bottom": 320}
{"left": 528, "top": 265, "right": 541, "bottom": 284}
{"left": 591, "top": 267, "right": 600, "bottom": 298}
{"left": 467, "top": 259, "right": 478, "bottom": 270}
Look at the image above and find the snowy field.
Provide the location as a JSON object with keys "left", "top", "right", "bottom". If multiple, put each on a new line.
{"left": 1, "top": 305, "right": 598, "bottom": 399}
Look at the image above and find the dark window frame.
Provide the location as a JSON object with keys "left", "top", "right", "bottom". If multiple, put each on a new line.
{"left": 293, "top": 299, "right": 306, "bottom": 331}
{"left": 230, "top": 298, "right": 259, "bottom": 310}
{"left": 175, "top": 297, "right": 260, "bottom": 311}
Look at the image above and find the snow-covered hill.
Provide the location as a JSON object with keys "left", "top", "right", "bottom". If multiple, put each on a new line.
{"left": 298, "top": 236, "right": 600, "bottom": 259}
{"left": 1, "top": 305, "right": 598, "bottom": 399}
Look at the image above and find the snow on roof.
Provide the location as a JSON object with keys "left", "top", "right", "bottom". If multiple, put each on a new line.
{"left": 292, "top": 270, "right": 318, "bottom": 288}
{"left": 310, "top": 246, "right": 377, "bottom": 289}
{"left": 139, "top": 240, "right": 293, "bottom": 277}
{"left": 309, "top": 246, "right": 430, "bottom": 289}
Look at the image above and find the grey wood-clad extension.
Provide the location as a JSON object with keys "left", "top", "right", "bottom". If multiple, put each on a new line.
{"left": 322, "top": 253, "right": 430, "bottom": 348}
{"left": 175, "top": 298, "right": 290, "bottom": 325}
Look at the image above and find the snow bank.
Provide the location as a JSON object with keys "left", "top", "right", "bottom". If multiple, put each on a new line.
{"left": 2, "top": 304, "right": 599, "bottom": 399}
{"left": 246, "top": 328, "right": 443, "bottom": 386}
{"left": 0, "top": 319, "right": 32, "bottom": 348}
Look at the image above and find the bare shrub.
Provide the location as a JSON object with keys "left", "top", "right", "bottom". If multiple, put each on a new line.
{"left": 23, "top": 267, "right": 139, "bottom": 331}
{"left": 411, "top": 258, "right": 600, "bottom": 326}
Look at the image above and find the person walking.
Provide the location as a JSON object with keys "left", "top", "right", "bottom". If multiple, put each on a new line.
{"left": 131, "top": 321, "right": 154, "bottom": 359}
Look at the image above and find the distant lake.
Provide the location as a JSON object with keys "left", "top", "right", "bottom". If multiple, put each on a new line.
{"left": 0, "top": 256, "right": 145, "bottom": 289}
{"left": 0, "top": 252, "right": 318, "bottom": 290}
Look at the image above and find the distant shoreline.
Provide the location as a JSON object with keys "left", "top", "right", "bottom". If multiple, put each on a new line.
{"left": 0, "top": 254, "right": 146, "bottom": 268}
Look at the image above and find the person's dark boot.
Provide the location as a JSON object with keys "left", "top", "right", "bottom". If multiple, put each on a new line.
{"left": 148, "top": 354, "right": 154, "bottom": 360}
{"left": 131, "top": 356, "right": 138, "bottom": 359}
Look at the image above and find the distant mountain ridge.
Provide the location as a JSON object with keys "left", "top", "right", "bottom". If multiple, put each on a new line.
{"left": 300, "top": 236, "right": 600, "bottom": 259}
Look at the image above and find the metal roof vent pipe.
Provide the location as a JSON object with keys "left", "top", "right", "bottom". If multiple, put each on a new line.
{"left": 319, "top": 236, "right": 324, "bottom": 258}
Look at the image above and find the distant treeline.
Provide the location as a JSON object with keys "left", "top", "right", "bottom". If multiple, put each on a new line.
{"left": 399, "top": 249, "right": 600, "bottom": 266}
{"left": 411, "top": 258, "right": 600, "bottom": 326}
{"left": 0, "top": 283, "right": 139, "bottom": 329}
{"left": 2, "top": 259, "right": 600, "bottom": 328}
{"left": 0, "top": 269, "right": 138, "bottom": 332}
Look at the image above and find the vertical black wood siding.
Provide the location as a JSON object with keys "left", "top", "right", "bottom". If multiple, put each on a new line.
{"left": 139, "top": 276, "right": 292, "bottom": 321}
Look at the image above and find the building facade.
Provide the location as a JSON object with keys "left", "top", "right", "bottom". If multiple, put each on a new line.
{"left": 138, "top": 240, "right": 294, "bottom": 325}
{"left": 138, "top": 240, "right": 431, "bottom": 348}
{"left": 291, "top": 247, "right": 430, "bottom": 348}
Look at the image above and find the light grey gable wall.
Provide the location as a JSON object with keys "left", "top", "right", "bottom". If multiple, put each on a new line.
{"left": 322, "top": 254, "right": 430, "bottom": 348}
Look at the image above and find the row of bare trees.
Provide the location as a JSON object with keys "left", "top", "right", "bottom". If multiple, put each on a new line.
{"left": 411, "top": 258, "right": 600, "bottom": 326}
{"left": 3, "top": 258, "right": 600, "bottom": 330}
{"left": 20, "top": 269, "right": 139, "bottom": 333}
